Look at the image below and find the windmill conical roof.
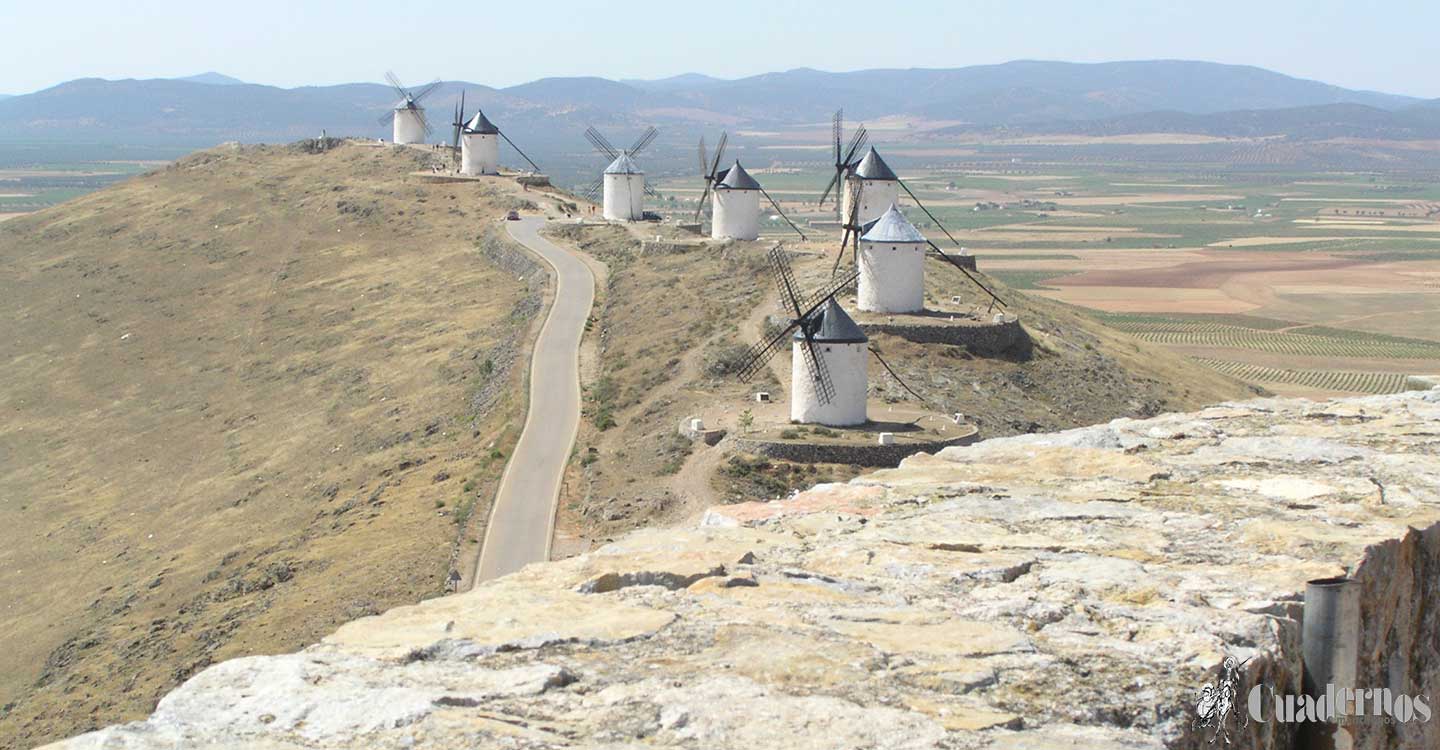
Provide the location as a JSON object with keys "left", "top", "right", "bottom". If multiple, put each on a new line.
{"left": 464, "top": 110, "right": 499, "bottom": 134}
{"left": 853, "top": 147, "right": 898, "bottom": 181}
{"left": 716, "top": 160, "right": 761, "bottom": 190}
{"left": 860, "top": 204, "right": 927, "bottom": 244}
{"left": 395, "top": 98, "right": 421, "bottom": 111}
{"left": 794, "top": 298, "right": 868, "bottom": 344}
{"left": 605, "top": 152, "right": 643, "bottom": 175}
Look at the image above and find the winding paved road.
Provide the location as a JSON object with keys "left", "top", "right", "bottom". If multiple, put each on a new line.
{"left": 476, "top": 216, "right": 594, "bottom": 582}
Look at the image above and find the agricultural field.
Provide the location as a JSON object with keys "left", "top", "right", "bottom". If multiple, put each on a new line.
{"left": 0, "top": 142, "right": 189, "bottom": 221}
{"left": 655, "top": 139, "right": 1440, "bottom": 397}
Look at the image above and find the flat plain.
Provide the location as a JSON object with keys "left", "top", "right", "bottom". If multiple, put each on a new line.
{"left": 654, "top": 148, "right": 1440, "bottom": 397}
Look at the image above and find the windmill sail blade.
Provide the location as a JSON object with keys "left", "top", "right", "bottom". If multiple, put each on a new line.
{"left": 584, "top": 127, "right": 619, "bottom": 160}
{"left": 385, "top": 71, "right": 408, "bottom": 98}
{"left": 803, "top": 268, "right": 860, "bottom": 316}
{"left": 760, "top": 187, "right": 806, "bottom": 240}
{"left": 378, "top": 110, "right": 397, "bottom": 126}
{"left": 450, "top": 92, "right": 465, "bottom": 151}
{"left": 818, "top": 170, "right": 841, "bottom": 206}
{"left": 694, "top": 183, "right": 713, "bottom": 221}
{"left": 710, "top": 132, "right": 727, "bottom": 175}
{"left": 850, "top": 133, "right": 869, "bottom": 168}
{"left": 800, "top": 334, "right": 836, "bottom": 404}
{"left": 417, "top": 108, "right": 433, "bottom": 136}
{"left": 411, "top": 80, "right": 443, "bottom": 104}
{"left": 629, "top": 126, "right": 658, "bottom": 157}
{"left": 582, "top": 177, "right": 603, "bottom": 201}
{"left": 870, "top": 348, "right": 932, "bottom": 406}
{"left": 497, "top": 130, "right": 542, "bottom": 172}
{"left": 842, "top": 126, "right": 867, "bottom": 166}
{"left": 832, "top": 109, "right": 843, "bottom": 166}
{"left": 832, "top": 180, "right": 863, "bottom": 276}
{"left": 767, "top": 246, "right": 807, "bottom": 319}
{"left": 737, "top": 323, "right": 797, "bottom": 383}
{"left": 694, "top": 136, "right": 713, "bottom": 221}
{"left": 644, "top": 184, "right": 659, "bottom": 198}
{"left": 694, "top": 182, "right": 713, "bottom": 221}
{"left": 929, "top": 241, "right": 1007, "bottom": 309}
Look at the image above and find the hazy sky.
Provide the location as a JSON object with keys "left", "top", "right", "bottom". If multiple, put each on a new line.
{"left": 2, "top": 0, "right": 1437, "bottom": 98}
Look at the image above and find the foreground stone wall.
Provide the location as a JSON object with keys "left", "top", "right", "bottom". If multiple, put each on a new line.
{"left": 52, "top": 391, "right": 1440, "bottom": 749}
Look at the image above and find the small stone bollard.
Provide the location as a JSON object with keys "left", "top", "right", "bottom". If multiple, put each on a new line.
{"left": 878, "top": 432, "right": 895, "bottom": 446}
{"left": 690, "top": 418, "right": 705, "bottom": 432}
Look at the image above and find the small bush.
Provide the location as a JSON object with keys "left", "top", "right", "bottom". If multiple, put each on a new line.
{"left": 703, "top": 343, "right": 752, "bottom": 377}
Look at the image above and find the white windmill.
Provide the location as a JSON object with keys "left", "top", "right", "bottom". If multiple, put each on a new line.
{"left": 788, "top": 298, "right": 869, "bottom": 425}
{"left": 582, "top": 126, "right": 658, "bottom": 222}
{"left": 857, "top": 204, "right": 927, "bottom": 313}
{"left": 382, "top": 72, "right": 441, "bottom": 145}
{"left": 447, "top": 93, "right": 542, "bottom": 176}
{"left": 693, "top": 132, "right": 807, "bottom": 241}
{"left": 735, "top": 248, "right": 930, "bottom": 428}
{"left": 820, "top": 111, "right": 1010, "bottom": 314}
{"left": 843, "top": 147, "right": 902, "bottom": 225}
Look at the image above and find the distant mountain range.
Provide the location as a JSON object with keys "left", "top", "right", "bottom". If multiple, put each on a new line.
{"left": 176, "top": 72, "right": 247, "bottom": 86}
{"left": 1, "top": 60, "right": 1436, "bottom": 178}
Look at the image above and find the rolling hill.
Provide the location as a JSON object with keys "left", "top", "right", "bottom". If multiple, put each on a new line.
{"left": 0, "top": 141, "right": 543, "bottom": 748}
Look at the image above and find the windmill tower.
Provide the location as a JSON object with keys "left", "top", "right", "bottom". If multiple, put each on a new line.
{"left": 383, "top": 72, "right": 440, "bottom": 145}
{"left": 843, "top": 147, "right": 901, "bottom": 225}
{"left": 711, "top": 162, "right": 763, "bottom": 240}
{"left": 790, "top": 298, "right": 869, "bottom": 426}
{"left": 858, "top": 204, "right": 928, "bottom": 313}
{"left": 448, "top": 93, "right": 543, "bottom": 177}
{"left": 460, "top": 110, "right": 499, "bottom": 175}
{"left": 584, "top": 126, "right": 658, "bottom": 222}
{"left": 734, "top": 249, "right": 869, "bottom": 427}
{"left": 603, "top": 153, "right": 645, "bottom": 221}
{"left": 695, "top": 133, "right": 807, "bottom": 242}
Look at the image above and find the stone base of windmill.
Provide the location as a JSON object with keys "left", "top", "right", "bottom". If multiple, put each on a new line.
{"left": 694, "top": 398, "right": 979, "bottom": 468}
{"left": 731, "top": 413, "right": 980, "bottom": 468}
{"left": 849, "top": 306, "right": 1025, "bottom": 355}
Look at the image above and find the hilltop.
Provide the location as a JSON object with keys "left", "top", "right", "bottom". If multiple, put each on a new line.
{"left": 0, "top": 141, "right": 544, "bottom": 747}
{"left": 48, "top": 389, "right": 1440, "bottom": 749}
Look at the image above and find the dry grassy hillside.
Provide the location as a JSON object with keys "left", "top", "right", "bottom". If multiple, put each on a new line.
{"left": 0, "top": 141, "right": 537, "bottom": 747}
{"left": 542, "top": 225, "right": 1258, "bottom": 550}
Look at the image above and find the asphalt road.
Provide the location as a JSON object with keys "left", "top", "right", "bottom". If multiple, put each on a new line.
{"left": 475, "top": 216, "right": 594, "bottom": 581}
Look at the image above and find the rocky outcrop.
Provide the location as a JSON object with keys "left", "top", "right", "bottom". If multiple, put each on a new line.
{"left": 51, "top": 391, "right": 1440, "bottom": 749}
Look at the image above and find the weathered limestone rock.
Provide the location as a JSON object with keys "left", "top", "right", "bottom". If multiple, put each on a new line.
{"left": 51, "top": 391, "right": 1440, "bottom": 749}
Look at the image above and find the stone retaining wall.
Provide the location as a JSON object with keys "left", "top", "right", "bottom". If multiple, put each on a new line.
{"left": 733, "top": 429, "right": 980, "bottom": 467}
{"left": 479, "top": 228, "right": 545, "bottom": 283}
{"left": 861, "top": 316, "right": 1024, "bottom": 354}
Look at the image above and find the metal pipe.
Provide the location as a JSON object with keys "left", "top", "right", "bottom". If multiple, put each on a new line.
{"left": 1301, "top": 576, "right": 1360, "bottom": 749}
